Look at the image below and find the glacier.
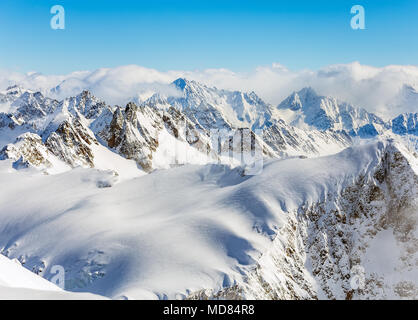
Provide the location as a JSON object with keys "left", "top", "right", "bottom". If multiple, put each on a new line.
{"left": 0, "top": 79, "right": 416, "bottom": 300}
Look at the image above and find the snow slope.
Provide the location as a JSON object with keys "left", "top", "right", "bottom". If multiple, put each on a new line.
{"left": 0, "top": 81, "right": 417, "bottom": 300}
{"left": 0, "top": 253, "right": 106, "bottom": 299}
{"left": 0, "top": 139, "right": 416, "bottom": 299}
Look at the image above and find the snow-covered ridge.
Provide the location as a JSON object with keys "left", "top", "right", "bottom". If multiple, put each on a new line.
{"left": 392, "top": 113, "right": 418, "bottom": 136}
{"left": 0, "top": 81, "right": 356, "bottom": 175}
{"left": 276, "top": 87, "right": 389, "bottom": 136}
{"left": 0, "top": 140, "right": 416, "bottom": 299}
{"left": 0, "top": 253, "right": 106, "bottom": 299}
{"left": 0, "top": 80, "right": 416, "bottom": 176}
{"left": 0, "top": 80, "right": 417, "bottom": 300}
{"left": 0, "top": 80, "right": 416, "bottom": 172}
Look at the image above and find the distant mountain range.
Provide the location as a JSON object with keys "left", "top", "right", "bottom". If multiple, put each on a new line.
{"left": 0, "top": 79, "right": 416, "bottom": 175}
{"left": 0, "top": 79, "right": 417, "bottom": 300}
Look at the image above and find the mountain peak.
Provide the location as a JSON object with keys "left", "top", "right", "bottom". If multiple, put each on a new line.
{"left": 76, "top": 89, "right": 94, "bottom": 100}
{"left": 277, "top": 87, "right": 385, "bottom": 133}
{"left": 392, "top": 112, "right": 418, "bottom": 136}
{"left": 4, "top": 84, "right": 29, "bottom": 97}
{"left": 278, "top": 87, "right": 320, "bottom": 112}
{"left": 172, "top": 78, "right": 189, "bottom": 90}
{"left": 81, "top": 89, "right": 92, "bottom": 95}
{"left": 6, "top": 84, "right": 22, "bottom": 91}
{"left": 297, "top": 86, "right": 318, "bottom": 98}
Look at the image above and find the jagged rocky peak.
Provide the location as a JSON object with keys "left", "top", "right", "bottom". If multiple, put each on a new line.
{"left": 0, "top": 113, "right": 23, "bottom": 129}
{"left": 98, "top": 102, "right": 163, "bottom": 172}
{"left": 124, "top": 102, "right": 140, "bottom": 123}
{"left": 4, "top": 84, "right": 28, "bottom": 98}
{"left": 12, "top": 91, "right": 60, "bottom": 122}
{"left": 0, "top": 133, "right": 58, "bottom": 170}
{"left": 392, "top": 113, "right": 418, "bottom": 136}
{"left": 0, "top": 85, "right": 35, "bottom": 109}
{"left": 246, "top": 90, "right": 268, "bottom": 106}
{"left": 277, "top": 87, "right": 386, "bottom": 135}
{"left": 217, "top": 127, "right": 277, "bottom": 163}
{"left": 170, "top": 77, "right": 214, "bottom": 102}
{"left": 45, "top": 116, "right": 98, "bottom": 168}
{"left": 170, "top": 77, "right": 270, "bottom": 112}
{"left": 62, "top": 90, "right": 110, "bottom": 120}
{"left": 172, "top": 77, "right": 188, "bottom": 90}
{"left": 159, "top": 77, "right": 274, "bottom": 131}
{"left": 277, "top": 87, "right": 317, "bottom": 112}
{"left": 279, "top": 87, "right": 317, "bottom": 111}
{"left": 1, "top": 81, "right": 417, "bottom": 178}
{"left": 0, "top": 112, "right": 99, "bottom": 172}
{"left": 97, "top": 101, "right": 219, "bottom": 172}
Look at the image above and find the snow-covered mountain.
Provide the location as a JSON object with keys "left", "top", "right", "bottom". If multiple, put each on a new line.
{"left": 277, "top": 87, "right": 388, "bottom": 137}
{"left": 0, "top": 80, "right": 415, "bottom": 179}
{"left": 141, "top": 78, "right": 274, "bottom": 131}
{"left": 392, "top": 113, "right": 418, "bottom": 136}
{"left": 0, "top": 82, "right": 358, "bottom": 174}
{"left": 142, "top": 79, "right": 357, "bottom": 158}
{"left": 0, "top": 80, "right": 417, "bottom": 300}
{"left": 0, "top": 85, "right": 30, "bottom": 106}
{"left": 0, "top": 140, "right": 416, "bottom": 299}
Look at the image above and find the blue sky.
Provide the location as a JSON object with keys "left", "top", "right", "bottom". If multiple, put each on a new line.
{"left": 0, "top": 0, "right": 417, "bottom": 74}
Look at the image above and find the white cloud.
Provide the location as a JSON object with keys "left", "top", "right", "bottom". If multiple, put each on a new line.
{"left": 1, "top": 62, "right": 418, "bottom": 119}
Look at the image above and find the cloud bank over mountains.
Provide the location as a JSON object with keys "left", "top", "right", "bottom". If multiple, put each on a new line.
{"left": 1, "top": 62, "right": 417, "bottom": 119}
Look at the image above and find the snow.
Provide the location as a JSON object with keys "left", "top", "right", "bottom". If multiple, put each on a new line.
{"left": 0, "top": 254, "right": 60, "bottom": 291}
{"left": 0, "top": 139, "right": 406, "bottom": 299}
{"left": 0, "top": 253, "right": 106, "bottom": 299}
{"left": 362, "top": 228, "right": 418, "bottom": 299}
{"left": 0, "top": 126, "right": 28, "bottom": 150}
{"left": 160, "top": 78, "right": 274, "bottom": 130}
{"left": 277, "top": 87, "right": 386, "bottom": 134}
{"left": 0, "top": 102, "right": 11, "bottom": 114}
{"left": 152, "top": 127, "right": 216, "bottom": 169}
{"left": 0, "top": 81, "right": 416, "bottom": 300}
{"left": 90, "top": 143, "right": 145, "bottom": 181}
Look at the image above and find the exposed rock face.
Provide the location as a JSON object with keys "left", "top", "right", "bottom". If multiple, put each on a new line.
{"left": 0, "top": 81, "right": 417, "bottom": 182}
{"left": 98, "top": 102, "right": 216, "bottom": 172}
{"left": 144, "top": 78, "right": 274, "bottom": 131}
{"left": 139, "top": 80, "right": 356, "bottom": 167}
{"left": 0, "top": 85, "right": 28, "bottom": 105}
{"left": 0, "top": 90, "right": 115, "bottom": 172}
{"left": 62, "top": 90, "right": 110, "bottom": 120}
{"left": 2, "top": 82, "right": 417, "bottom": 175}
{"left": 0, "top": 133, "right": 55, "bottom": 170}
{"left": 13, "top": 91, "right": 59, "bottom": 123}
{"left": 1, "top": 115, "right": 98, "bottom": 170}
{"left": 0, "top": 113, "right": 22, "bottom": 130}
{"left": 392, "top": 113, "right": 418, "bottom": 136}
{"left": 45, "top": 117, "right": 98, "bottom": 168}
{"left": 1, "top": 82, "right": 417, "bottom": 301}
{"left": 188, "top": 143, "right": 418, "bottom": 300}
{"left": 214, "top": 128, "right": 276, "bottom": 174}
{"left": 277, "top": 87, "right": 387, "bottom": 134}
{"left": 162, "top": 106, "right": 211, "bottom": 154}
{"left": 263, "top": 119, "right": 352, "bottom": 157}
{"left": 99, "top": 103, "right": 161, "bottom": 172}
